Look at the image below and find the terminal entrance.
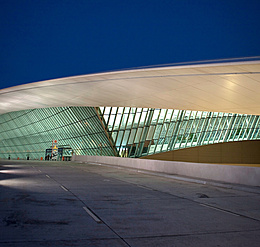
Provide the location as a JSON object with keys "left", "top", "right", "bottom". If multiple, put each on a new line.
{"left": 45, "top": 146, "right": 73, "bottom": 161}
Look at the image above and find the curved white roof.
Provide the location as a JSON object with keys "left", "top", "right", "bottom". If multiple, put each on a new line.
{"left": 1, "top": 60, "right": 260, "bottom": 115}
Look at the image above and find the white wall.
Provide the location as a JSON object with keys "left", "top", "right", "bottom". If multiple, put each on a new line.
{"left": 71, "top": 155, "right": 260, "bottom": 187}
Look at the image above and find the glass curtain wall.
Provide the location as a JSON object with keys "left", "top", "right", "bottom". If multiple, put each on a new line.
{"left": 1, "top": 106, "right": 259, "bottom": 160}
{"left": 0, "top": 106, "right": 116, "bottom": 160}
{"left": 98, "top": 107, "right": 260, "bottom": 158}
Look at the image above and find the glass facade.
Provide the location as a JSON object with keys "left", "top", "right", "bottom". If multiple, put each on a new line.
{"left": 0, "top": 107, "right": 116, "bottom": 160}
{"left": 0, "top": 106, "right": 259, "bottom": 160}
{"left": 98, "top": 107, "right": 260, "bottom": 157}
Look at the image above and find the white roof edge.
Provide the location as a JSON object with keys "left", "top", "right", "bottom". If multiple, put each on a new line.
{"left": 1, "top": 60, "right": 260, "bottom": 93}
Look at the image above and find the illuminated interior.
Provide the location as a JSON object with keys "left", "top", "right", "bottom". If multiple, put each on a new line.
{"left": 0, "top": 106, "right": 259, "bottom": 159}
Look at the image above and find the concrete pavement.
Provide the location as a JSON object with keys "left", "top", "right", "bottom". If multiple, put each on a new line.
{"left": 0, "top": 160, "right": 260, "bottom": 246}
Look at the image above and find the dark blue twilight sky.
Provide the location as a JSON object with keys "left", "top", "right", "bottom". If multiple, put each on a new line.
{"left": 0, "top": 0, "right": 260, "bottom": 89}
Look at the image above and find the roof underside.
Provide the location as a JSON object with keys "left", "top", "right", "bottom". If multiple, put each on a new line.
{"left": 1, "top": 61, "right": 260, "bottom": 115}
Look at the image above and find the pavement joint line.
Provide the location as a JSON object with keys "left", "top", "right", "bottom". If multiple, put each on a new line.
{"left": 85, "top": 161, "right": 260, "bottom": 194}
{"left": 119, "top": 175, "right": 260, "bottom": 222}
{"left": 81, "top": 161, "right": 260, "bottom": 222}
{"left": 0, "top": 237, "right": 126, "bottom": 244}
{"left": 60, "top": 185, "right": 69, "bottom": 192}
{"left": 38, "top": 163, "right": 132, "bottom": 247}
{"left": 200, "top": 203, "right": 240, "bottom": 217}
{"left": 83, "top": 206, "right": 102, "bottom": 223}
{"left": 4, "top": 161, "right": 260, "bottom": 246}
{"left": 123, "top": 228, "right": 260, "bottom": 239}
{"left": 137, "top": 185, "right": 153, "bottom": 191}
{"left": 71, "top": 190, "right": 132, "bottom": 247}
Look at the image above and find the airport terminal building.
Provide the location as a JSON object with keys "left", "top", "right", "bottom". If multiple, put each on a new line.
{"left": 1, "top": 60, "right": 260, "bottom": 163}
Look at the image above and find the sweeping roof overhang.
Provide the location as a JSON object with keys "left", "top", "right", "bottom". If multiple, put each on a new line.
{"left": 1, "top": 60, "right": 260, "bottom": 115}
